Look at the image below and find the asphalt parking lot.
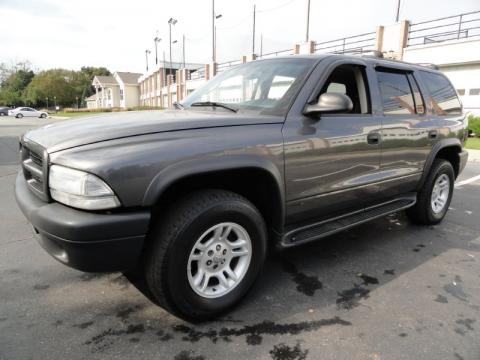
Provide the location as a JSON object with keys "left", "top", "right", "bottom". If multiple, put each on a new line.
{"left": 1, "top": 117, "right": 479, "bottom": 360}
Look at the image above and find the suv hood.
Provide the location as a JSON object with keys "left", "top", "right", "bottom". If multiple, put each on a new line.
{"left": 24, "top": 110, "right": 282, "bottom": 153}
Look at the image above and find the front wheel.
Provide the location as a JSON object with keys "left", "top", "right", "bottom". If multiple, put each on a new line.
{"left": 145, "top": 189, "right": 267, "bottom": 321}
{"left": 40, "top": 113, "right": 47, "bottom": 118}
{"left": 407, "top": 159, "right": 454, "bottom": 225}
{"left": 16, "top": 113, "right": 23, "bottom": 119}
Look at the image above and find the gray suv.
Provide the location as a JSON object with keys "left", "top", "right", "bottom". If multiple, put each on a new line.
{"left": 15, "top": 54, "right": 468, "bottom": 320}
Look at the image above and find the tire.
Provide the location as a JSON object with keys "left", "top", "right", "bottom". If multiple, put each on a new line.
{"left": 40, "top": 113, "right": 47, "bottom": 118}
{"left": 16, "top": 113, "right": 23, "bottom": 119}
{"left": 145, "top": 189, "right": 267, "bottom": 321}
{"left": 407, "top": 159, "right": 454, "bottom": 225}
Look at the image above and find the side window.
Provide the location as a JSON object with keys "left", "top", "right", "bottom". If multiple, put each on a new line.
{"left": 320, "top": 64, "right": 371, "bottom": 114}
{"left": 407, "top": 73, "right": 425, "bottom": 114}
{"left": 420, "top": 71, "right": 461, "bottom": 115}
{"left": 376, "top": 69, "right": 416, "bottom": 115}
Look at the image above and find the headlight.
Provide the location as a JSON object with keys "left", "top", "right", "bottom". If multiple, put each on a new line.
{"left": 49, "top": 165, "right": 120, "bottom": 210}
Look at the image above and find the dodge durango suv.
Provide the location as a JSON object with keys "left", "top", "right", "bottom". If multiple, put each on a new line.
{"left": 15, "top": 54, "right": 468, "bottom": 320}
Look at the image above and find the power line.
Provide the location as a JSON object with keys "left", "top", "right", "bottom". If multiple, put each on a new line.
{"left": 256, "top": 0, "right": 300, "bottom": 13}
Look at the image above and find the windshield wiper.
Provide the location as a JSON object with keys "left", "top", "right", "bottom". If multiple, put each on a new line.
{"left": 190, "top": 101, "right": 238, "bottom": 113}
{"left": 173, "top": 101, "right": 185, "bottom": 109}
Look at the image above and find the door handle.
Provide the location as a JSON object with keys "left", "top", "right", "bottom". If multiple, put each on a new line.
{"left": 367, "top": 132, "right": 381, "bottom": 145}
{"left": 428, "top": 130, "right": 438, "bottom": 139}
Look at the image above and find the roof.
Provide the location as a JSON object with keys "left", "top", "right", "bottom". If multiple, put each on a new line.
{"left": 85, "top": 94, "right": 97, "bottom": 101}
{"left": 255, "top": 53, "right": 442, "bottom": 73}
{"left": 115, "top": 72, "right": 142, "bottom": 85}
{"left": 93, "top": 75, "right": 117, "bottom": 86}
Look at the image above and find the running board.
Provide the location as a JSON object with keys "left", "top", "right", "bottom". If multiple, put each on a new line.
{"left": 280, "top": 194, "right": 417, "bottom": 248}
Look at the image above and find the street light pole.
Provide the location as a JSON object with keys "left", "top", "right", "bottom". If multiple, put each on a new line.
{"left": 154, "top": 35, "right": 161, "bottom": 65}
{"left": 306, "top": 0, "right": 311, "bottom": 42}
{"left": 252, "top": 4, "right": 256, "bottom": 55}
{"left": 168, "top": 18, "right": 177, "bottom": 78}
{"left": 182, "top": 34, "right": 186, "bottom": 68}
{"left": 145, "top": 49, "right": 151, "bottom": 72}
{"left": 46, "top": 97, "right": 48, "bottom": 111}
{"left": 53, "top": 96, "right": 57, "bottom": 113}
{"left": 212, "top": 0, "right": 215, "bottom": 62}
{"left": 395, "top": 0, "right": 401, "bottom": 22}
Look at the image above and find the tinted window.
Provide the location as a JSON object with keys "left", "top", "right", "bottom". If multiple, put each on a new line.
{"left": 407, "top": 73, "right": 425, "bottom": 114}
{"left": 376, "top": 70, "right": 415, "bottom": 115}
{"left": 470, "top": 88, "right": 480, "bottom": 96}
{"left": 421, "top": 71, "right": 461, "bottom": 115}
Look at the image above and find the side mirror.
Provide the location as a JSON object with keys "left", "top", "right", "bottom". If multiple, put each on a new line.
{"left": 304, "top": 93, "right": 353, "bottom": 116}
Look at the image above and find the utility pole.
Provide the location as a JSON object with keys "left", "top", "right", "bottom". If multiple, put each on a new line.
{"left": 395, "top": 0, "right": 401, "bottom": 22}
{"left": 260, "top": 33, "right": 263, "bottom": 57}
{"left": 252, "top": 4, "right": 256, "bottom": 55}
{"left": 306, "top": 0, "right": 311, "bottom": 42}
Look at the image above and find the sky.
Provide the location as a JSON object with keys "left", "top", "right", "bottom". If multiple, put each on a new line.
{"left": 0, "top": 0, "right": 478, "bottom": 74}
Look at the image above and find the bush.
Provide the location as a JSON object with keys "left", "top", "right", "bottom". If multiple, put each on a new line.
{"left": 468, "top": 115, "right": 480, "bottom": 137}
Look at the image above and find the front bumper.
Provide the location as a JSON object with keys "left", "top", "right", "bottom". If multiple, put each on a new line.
{"left": 14, "top": 172, "right": 151, "bottom": 272}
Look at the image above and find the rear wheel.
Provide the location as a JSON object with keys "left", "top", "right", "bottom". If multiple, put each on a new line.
{"left": 407, "top": 159, "right": 454, "bottom": 225}
{"left": 144, "top": 189, "right": 267, "bottom": 321}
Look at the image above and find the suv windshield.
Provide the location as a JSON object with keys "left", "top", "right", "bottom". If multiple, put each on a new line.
{"left": 181, "top": 58, "right": 316, "bottom": 116}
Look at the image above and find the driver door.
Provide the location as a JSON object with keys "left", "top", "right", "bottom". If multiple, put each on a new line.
{"left": 283, "top": 60, "right": 382, "bottom": 225}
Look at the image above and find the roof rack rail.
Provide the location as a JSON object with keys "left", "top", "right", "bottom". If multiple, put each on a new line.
{"left": 360, "top": 50, "right": 384, "bottom": 58}
{"left": 417, "top": 63, "right": 439, "bottom": 70}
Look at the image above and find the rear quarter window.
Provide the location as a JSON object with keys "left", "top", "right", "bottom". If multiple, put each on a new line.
{"left": 420, "top": 71, "right": 462, "bottom": 115}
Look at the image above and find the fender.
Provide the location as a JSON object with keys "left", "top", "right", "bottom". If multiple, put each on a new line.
{"left": 417, "top": 138, "right": 462, "bottom": 190}
{"left": 142, "top": 154, "right": 286, "bottom": 230}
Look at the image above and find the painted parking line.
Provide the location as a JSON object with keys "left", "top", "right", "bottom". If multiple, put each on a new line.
{"left": 455, "top": 174, "right": 480, "bottom": 188}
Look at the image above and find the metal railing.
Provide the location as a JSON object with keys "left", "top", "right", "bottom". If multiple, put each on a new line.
{"left": 256, "top": 48, "right": 293, "bottom": 59}
{"left": 188, "top": 66, "right": 205, "bottom": 81}
{"left": 408, "top": 10, "right": 480, "bottom": 46}
{"left": 314, "top": 32, "right": 376, "bottom": 55}
{"left": 216, "top": 59, "right": 243, "bottom": 73}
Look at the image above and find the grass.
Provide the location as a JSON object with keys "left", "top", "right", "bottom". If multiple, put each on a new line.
{"left": 466, "top": 137, "right": 480, "bottom": 150}
{"left": 49, "top": 111, "right": 103, "bottom": 118}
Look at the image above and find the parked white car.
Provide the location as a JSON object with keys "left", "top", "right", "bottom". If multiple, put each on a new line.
{"left": 8, "top": 107, "right": 48, "bottom": 118}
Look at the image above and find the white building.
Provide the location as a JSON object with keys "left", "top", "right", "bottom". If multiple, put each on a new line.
{"left": 88, "top": 72, "right": 142, "bottom": 109}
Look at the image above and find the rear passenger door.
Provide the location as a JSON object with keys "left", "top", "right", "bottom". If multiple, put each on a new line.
{"left": 374, "top": 67, "right": 434, "bottom": 197}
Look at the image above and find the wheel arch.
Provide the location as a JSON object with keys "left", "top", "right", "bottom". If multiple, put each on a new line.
{"left": 417, "top": 138, "right": 462, "bottom": 190}
{"left": 143, "top": 156, "right": 286, "bottom": 235}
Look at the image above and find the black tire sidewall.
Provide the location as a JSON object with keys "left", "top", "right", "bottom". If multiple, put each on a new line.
{"left": 165, "top": 200, "right": 266, "bottom": 319}
{"left": 424, "top": 161, "right": 454, "bottom": 223}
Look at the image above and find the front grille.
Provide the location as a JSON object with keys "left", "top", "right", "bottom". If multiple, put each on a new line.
{"left": 21, "top": 139, "right": 49, "bottom": 201}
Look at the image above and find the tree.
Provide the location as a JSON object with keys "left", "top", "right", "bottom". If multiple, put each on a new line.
{"left": 24, "top": 69, "right": 77, "bottom": 107}
{"left": 0, "top": 62, "right": 35, "bottom": 106}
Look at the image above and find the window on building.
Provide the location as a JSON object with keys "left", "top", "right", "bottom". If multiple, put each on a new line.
{"left": 319, "top": 64, "right": 371, "bottom": 114}
{"left": 469, "top": 88, "right": 480, "bottom": 96}
{"left": 457, "top": 89, "right": 465, "bottom": 96}
{"left": 120, "top": 89, "right": 124, "bottom": 100}
{"left": 376, "top": 69, "right": 416, "bottom": 115}
{"left": 420, "top": 71, "right": 461, "bottom": 115}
